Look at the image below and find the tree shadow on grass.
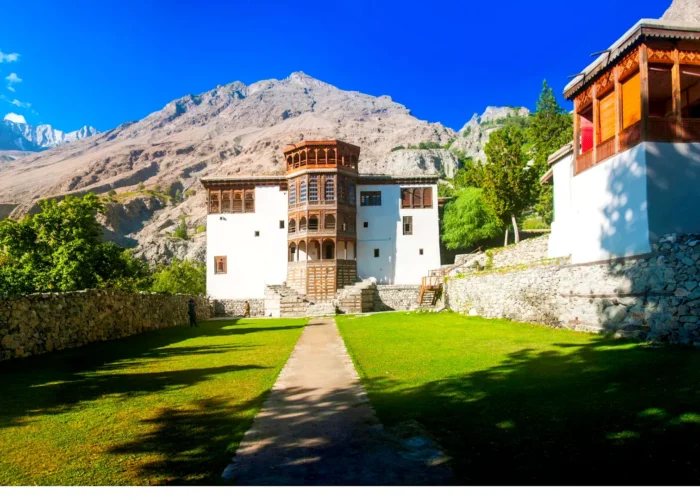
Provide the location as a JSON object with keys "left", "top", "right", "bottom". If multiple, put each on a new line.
{"left": 107, "top": 394, "right": 270, "bottom": 485}
{"left": 0, "top": 321, "right": 268, "bottom": 429}
{"left": 361, "top": 337, "right": 700, "bottom": 485}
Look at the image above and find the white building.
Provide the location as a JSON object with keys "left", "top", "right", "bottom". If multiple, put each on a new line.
{"left": 201, "top": 140, "right": 441, "bottom": 303}
{"left": 544, "top": 19, "right": 700, "bottom": 264}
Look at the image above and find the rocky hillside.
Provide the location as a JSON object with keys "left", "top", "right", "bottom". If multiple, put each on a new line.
{"left": 661, "top": 0, "right": 700, "bottom": 24}
{"left": 0, "top": 115, "right": 98, "bottom": 152}
{"left": 0, "top": 72, "right": 527, "bottom": 263}
{"left": 449, "top": 106, "right": 530, "bottom": 162}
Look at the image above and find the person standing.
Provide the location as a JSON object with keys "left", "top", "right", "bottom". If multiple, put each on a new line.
{"left": 188, "top": 298, "right": 198, "bottom": 327}
{"left": 243, "top": 300, "right": 251, "bottom": 318}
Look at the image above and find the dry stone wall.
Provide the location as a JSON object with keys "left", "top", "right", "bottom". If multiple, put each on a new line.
{"left": 212, "top": 299, "right": 265, "bottom": 317}
{"left": 445, "top": 233, "right": 700, "bottom": 345}
{"left": 374, "top": 285, "right": 421, "bottom": 311}
{"left": 0, "top": 290, "right": 212, "bottom": 362}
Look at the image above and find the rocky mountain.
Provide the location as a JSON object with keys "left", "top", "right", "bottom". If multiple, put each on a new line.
{"left": 449, "top": 106, "right": 530, "bottom": 162}
{"left": 661, "top": 0, "right": 700, "bottom": 24}
{"left": 0, "top": 71, "right": 522, "bottom": 263}
{"left": 0, "top": 115, "right": 99, "bottom": 152}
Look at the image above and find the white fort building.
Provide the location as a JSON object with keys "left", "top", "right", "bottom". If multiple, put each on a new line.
{"left": 201, "top": 140, "right": 441, "bottom": 309}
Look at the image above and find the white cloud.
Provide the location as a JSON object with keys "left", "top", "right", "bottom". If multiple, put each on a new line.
{"left": 5, "top": 72, "right": 21, "bottom": 92}
{"left": 0, "top": 50, "right": 20, "bottom": 63}
{"left": 4, "top": 112, "right": 26, "bottom": 124}
{"left": 0, "top": 94, "right": 31, "bottom": 108}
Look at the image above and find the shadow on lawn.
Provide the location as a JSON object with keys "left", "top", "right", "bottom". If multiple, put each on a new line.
{"left": 361, "top": 336, "right": 700, "bottom": 485}
{"left": 0, "top": 321, "right": 266, "bottom": 430}
{"left": 108, "top": 394, "right": 270, "bottom": 485}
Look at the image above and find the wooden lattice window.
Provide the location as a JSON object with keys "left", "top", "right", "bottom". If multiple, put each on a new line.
{"left": 214, "top": 256, "right": 227, "bottom": 274}
{"left": 403, "top": 216, "right": 413, "bottom": 235}
{"left": 360, "top": 191, "right": 381, "bottom": 207}
{"left": 233, "top": 191, "right": 243, "bottom": 213}
{"left": 209, "top": 191, "right": 220, "bottom": 213}
{"left": 325, "top": 176, "right": 335, "bottom": 201}
{"left": 300, "top": 181, "right": 307, "bottom": 203}
{"left": 221, "top": 190, "right": 232, "bottom": 213}
{"left": 348, "top": 182, "right": 356, "bottom": 206}
{"left": 244, "top": 190, "right": 255, "bottom": 212}
{"left": 308, "top": 175, "right": 319, "bottom": 203}
{"left": 289, "top": 183, "right": 296, "bottom": 206}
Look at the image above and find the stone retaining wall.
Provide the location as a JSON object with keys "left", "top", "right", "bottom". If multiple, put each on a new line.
{"left": 490, "top": 235, "right": 550, "bottom": 269}
{"left": 445, "top": 233, "right": 700, "bottom": 345}
{"left": 374, "top": 285, "right": 421, "bottom": 311}
{"left": 212, "top": 299, "right": 265, "bottom": 317}
{"left": 0, "top": 290, "right": 212, "bottom": 362}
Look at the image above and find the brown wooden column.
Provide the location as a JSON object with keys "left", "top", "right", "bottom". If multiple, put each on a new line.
{"left": 592, "top": 84, "right": 599, "bottom": 165}
{"left": 672, "top": 47, "right": 682, "bottom": 139}
{"left": 640, "top": 44, "right": 650, "bottom": 142}
{"left": 614, "top": 65, "right": 622, "bottom": 153}
{"left": 218, "top": 189, "right": 222, "bottom": 213}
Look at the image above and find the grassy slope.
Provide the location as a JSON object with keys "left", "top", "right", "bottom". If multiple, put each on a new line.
{"left": 337, "top": 312, "right": 700, "bottom": 485}
{"left": 0, "top": 318, "right": 306, "bottom": 485}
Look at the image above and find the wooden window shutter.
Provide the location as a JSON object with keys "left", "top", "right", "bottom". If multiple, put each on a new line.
{"left": 622, "top": 72, "right": 641, "bottom": 129}
{"left": 401, "top": 188, "right": 411, "bottom": 208}
{"left": 423, "top": 187, "right": 433, "bottom": 208}
{"left": 598, "top": 91, "right": 616, "bottom": 143}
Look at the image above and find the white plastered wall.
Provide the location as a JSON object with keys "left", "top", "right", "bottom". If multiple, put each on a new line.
{"left": 548, "top": 152, "right": 574, "bottom": 258}
{"left": 551, "top": 143, "right": 652, "bottom": 264}
{"left": 356, "top": 184, "right": 441, "bottom": 284}
{"left": 206, "top": 186, "right": 288, "bottom": 299}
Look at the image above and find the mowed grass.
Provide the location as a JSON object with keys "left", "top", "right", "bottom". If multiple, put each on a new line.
{"left": 0, "top": 318, "right": 306, "bottom": 485}
{"left": 337, "top": 312, "right": 700, "bottom": 485}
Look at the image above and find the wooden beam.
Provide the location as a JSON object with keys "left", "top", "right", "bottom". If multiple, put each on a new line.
{"left": 592, "top": 83, "right": 599, "bottom": 165}
{"left": 614, "top": 65, "right": 622, "bottom": 153}
{"left": 672, "top": 47, "right": 682, "bottom": 139}
{"left": 640, "top": 44, "right": 650, "bottom": 142}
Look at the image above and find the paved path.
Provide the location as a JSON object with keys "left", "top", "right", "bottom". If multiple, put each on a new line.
{"left": 222, "top": 317, "right": 452, "bottom": 485}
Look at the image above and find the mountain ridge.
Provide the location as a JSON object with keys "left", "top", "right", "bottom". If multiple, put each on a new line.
{"left": 0, "top": 71, "right": 525, "bottom": 263}
{"left": 0, "top": 118, "right": 98, "bottom": 152}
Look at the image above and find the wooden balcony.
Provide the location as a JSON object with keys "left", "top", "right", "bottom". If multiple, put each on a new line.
{"left": 648, "top": 118, "right": 700, "bottom": 142}
{"left": 597, "top": 136, "right": 616, "bottom": 164}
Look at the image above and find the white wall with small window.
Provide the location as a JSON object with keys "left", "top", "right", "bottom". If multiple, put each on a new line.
{"left": 206, "top": 185, "right": 288, "bottom": 299}
{"left": 356, "top": 183, "right": 440, "bottom": 284}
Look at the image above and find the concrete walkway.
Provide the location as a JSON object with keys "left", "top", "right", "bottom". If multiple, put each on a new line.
{"left": 222, "top": 317, "right": 452, "bottom": 485}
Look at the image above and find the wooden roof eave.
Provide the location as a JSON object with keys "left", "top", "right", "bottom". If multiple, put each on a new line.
{"left": 563, "top": 20, "right": 700, "bottom": 101}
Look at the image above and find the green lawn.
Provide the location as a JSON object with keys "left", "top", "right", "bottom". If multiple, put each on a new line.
{"left": 337, "top": 312, "right": 700, "bottom": 485}
{"left": 0, "top": 318, "right": 306, "bottom": 485}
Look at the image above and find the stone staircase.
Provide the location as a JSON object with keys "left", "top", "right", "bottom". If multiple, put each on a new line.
{"left": 334, "top": 279, "right": 377, "bottom": 314}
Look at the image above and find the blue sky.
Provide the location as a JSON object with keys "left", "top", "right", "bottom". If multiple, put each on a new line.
{"left": 0, "top": 0, "right": 670, "bottom": 132}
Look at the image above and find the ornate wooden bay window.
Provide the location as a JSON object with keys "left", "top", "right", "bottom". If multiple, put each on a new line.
{"left": 569, "top": 27, "right": 700, "bottom": 176}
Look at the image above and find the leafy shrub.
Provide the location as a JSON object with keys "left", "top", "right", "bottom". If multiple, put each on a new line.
{"left": 441, "top": 188, "right": 503, "bottom": 250}
{"left": 151, "top": 258, "right": 205, "bottom": 295}
{"left": 172, "top": 217, "right": 189, "bottom": 240}
{"left": 195, "top": 225, "right": 206, "bottom": 234}
{"left": 391, "top": 145, "right": 405, "bottom": 152}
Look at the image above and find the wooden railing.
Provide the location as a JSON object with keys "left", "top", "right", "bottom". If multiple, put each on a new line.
{"left": 597, "top": 136, "right": 616, "bottom": 164}
{"left": 620, "top": 121, "right": 642, "bottom": 150}
{"left": 648, "top": 118, "right": 700, "bottom": 143}
{"left": 575, "top": 148, "right": 594, "bottom": 175}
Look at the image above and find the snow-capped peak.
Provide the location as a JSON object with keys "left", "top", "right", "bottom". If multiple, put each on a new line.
{"left": 4, "top": 112, "right": 26, "bottom": 124}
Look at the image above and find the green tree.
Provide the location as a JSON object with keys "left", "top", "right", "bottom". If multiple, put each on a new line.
{"left": 137, "top": 183, "right": 145, "bottom": 192}
{"left": 151, "top": 258, "right": 206, "bottom": 295}
{"left": 172, "top": 216, "right": 189, "bottom": 240}
{"left": 527, "top": 80, "right": 573, "bottom": 224}
{"left": 0, "top": 194, "right": 148, "bottom": 296}
{"left": 441, "top": 187, "right": 503, "bottom": 250}
{"left": 481, "top": 125, "right": 536, "bottom": 245}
